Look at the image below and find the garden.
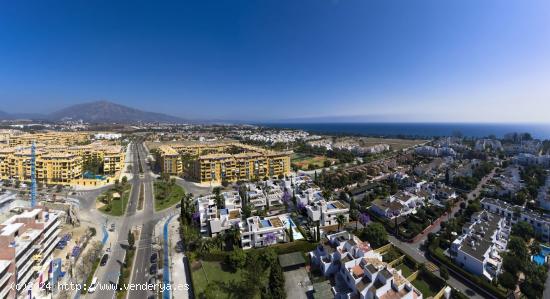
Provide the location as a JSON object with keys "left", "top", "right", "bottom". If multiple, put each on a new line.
{"left": 97, "top": 177, "right": 131, "bottom": 216}
{"left": 154, "top": 176, "right": 185, "bottom": 210}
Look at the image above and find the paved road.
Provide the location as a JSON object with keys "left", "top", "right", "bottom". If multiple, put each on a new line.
{"left": 174, "top": 177, "right": 212, "bottom": 197}
{"left": 128, "top": 141, "right": 157, "bottom": 299}
{"left": 58, "top": 139, "right": 193, "bottom": 299}
{"left": 88, "top": 141, "right": 142, "bottom": 299}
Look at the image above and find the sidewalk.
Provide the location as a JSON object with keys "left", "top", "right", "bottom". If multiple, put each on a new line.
{"left": 168, "top": 216, "right": 190, "bottom": 299}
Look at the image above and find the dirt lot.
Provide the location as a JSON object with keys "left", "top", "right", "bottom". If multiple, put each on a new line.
{"left": 292, "top": 153, "right": 336, "bottom": 170}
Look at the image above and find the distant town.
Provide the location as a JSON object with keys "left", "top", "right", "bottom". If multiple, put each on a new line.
{"left": 0, "top": 117, "right": 548, "bottom": 299}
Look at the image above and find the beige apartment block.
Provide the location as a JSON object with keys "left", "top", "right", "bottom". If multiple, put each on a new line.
{"left": 152, "top": 142, "right": 291, "bottom": 183}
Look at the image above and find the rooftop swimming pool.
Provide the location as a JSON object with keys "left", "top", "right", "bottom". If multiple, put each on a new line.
{"left": 532, "top": 245, "right": 550, "bottom": 266}
{"left": 260, "top": 219, "right": 272, "bottom": 228}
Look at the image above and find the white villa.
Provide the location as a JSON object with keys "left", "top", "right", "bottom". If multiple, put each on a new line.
{"left": 450, "top": 210, "right": 510, "bottom": 281}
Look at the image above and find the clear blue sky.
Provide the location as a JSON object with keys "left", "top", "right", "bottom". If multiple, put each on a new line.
{"left": 1, "top": 0, "right": 549, "bottom": 122}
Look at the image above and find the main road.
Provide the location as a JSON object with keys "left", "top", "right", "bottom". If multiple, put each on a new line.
{"left": 88, "top": 141, "right": 143, "bottom": 299}
{"left": 79, "top": 139, "right": 206, "bottom": 299}
{"left": 127, "top": 141, "right": 157, "bottom": 299}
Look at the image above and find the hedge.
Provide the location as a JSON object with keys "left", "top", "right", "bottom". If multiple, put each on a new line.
{"left": 203, "top": 240, "right": 318, "bottom": 261}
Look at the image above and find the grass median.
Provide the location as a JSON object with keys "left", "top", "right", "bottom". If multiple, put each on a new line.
{"left": 98, "top": 182, "right": 132, "bottom": 216}
{"left": 154, "top": 177, "right": 185, "bottom": 211}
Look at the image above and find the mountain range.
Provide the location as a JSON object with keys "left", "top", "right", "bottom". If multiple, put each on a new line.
{"left": 0, "top": 101, "right": 186, "bottom": 123}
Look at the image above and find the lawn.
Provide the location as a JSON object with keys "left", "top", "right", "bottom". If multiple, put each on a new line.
{"left": 98, "top": 183, "right": 132, "bottom": 216}
{"left": 396, "top": 263, "right": 414, "bottom": 278}
{"left": 154, "top": 180, "right": 185, "bottom": 211}
{"left": 192, "top": 261, "right": 248, "bottom": 298}
{"left": 411, "top": 275, "right": 441, "bottom": 298}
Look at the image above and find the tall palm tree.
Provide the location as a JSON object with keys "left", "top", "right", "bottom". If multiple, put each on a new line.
{"left": 336, "top": 214, "right": 346, "bottom": 231}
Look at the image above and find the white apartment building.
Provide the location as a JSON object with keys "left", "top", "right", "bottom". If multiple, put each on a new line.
{"left": 309, "top": 231, "right": 376, "bottom": 277}
{"left": 450, "top": 210, "right": 509, "bottom": 281}
{"left": 306, "top": 200, "right": 349, "bottom": 227}
{"left": 474, "top": 139, "right": 503, "bottom": 152}
{"left": 415, "top": 146, "right": 456, "bottom": 157}
{"left": 222, "top": 190, "right": 242, "bottom": 210}
{"left": 339, "top": 257, "right": 423, "bottom": 299}
{"left": 196, "top": 193, "right": 242, "bottom": 237}
{"left": 504, "top": 140, "right": 542, "bottom": 155}
{"left": 514, "top": 153, "right": 550, "bottom": 167}
{"left": 370, "top": 192, "right": 422, "bottom": 220}
{"left": 0, "top": 207, "right": 61, "bottom": 298}
{"left": 310, "top": 231, "right": 422, "bottom": 299}
{"left": 240, "top": 215, "right": 288, "bottom": 249}
{"left": 538, "top": 176, "right": 550, "bottom": 211}
{"left": 481, "top": 197, "right": 550, "bottom": 242}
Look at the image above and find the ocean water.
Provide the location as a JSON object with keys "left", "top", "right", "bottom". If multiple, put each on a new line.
{"left": 262, "top": 123, "right": 550, "bottom": 139}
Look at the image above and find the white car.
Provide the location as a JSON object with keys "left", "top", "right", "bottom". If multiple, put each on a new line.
{"left": 88, "top": 277, "right": 98, "bottom": 293}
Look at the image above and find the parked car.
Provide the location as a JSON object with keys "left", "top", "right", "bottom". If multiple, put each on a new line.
{"left": 149, "top": 263, "right": 157, "bottom": 275}
{"left": 150, "top": 252, "right": 158, "bottom": 264}
{"left": 110, "top": 223, "right": 116, "bottom": 231}
{"left": 100, "top": 254, "right": 109, "bottom": 266}
{"left": 148, "top": 276, "right": 157, "bottom": 288}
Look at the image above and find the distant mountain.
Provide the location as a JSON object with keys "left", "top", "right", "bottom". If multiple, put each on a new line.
{"left": 48, "top": 101, "right": 185, "bottom": 123}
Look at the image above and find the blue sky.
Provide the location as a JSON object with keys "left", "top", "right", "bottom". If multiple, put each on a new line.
{"left": 1, "top": 0, "right": 549, "bottom": 122}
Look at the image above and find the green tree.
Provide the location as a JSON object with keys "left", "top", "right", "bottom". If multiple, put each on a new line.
{"left": 507, "top": 236, "right": 529, "bottom": 264}
{"left": 511, "top": 221, "right": 534, "bottom": 241}
{"left": 360, "top": 223, "right": 387, "bottom": 248}
{"left": 226, "top": 249, "right": 246, "bottom": 271}
{"left": 127, "top": 230, "right": 135, "bottom": 249}
{"left": 242, "top": 251, "right": 267, "bottom": 298}
{"left": 213, "top": 187, "right": 224, "bottom": 209}
{"left": 336, "top": 214, "right": 346, "bottom": 231}
{"left": 268, "top": 262, "right": 286, "bottom": 299}
{"left": 339, "top": 191, "right": 348, "bottom": 202}
{"left": 498, "top": 271, "right": 517, "bottom": 291}
{"left": 520, "top": 264, "right": 547, "bottom": 299}
{"left": 530, "top": 240, "right": 541, "bottom": 256}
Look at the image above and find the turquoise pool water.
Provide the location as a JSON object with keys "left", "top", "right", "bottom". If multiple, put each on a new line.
{"left": 532, "top": 245, "right": 550, "bottom": 265}
{"left": 282, "top": 216, "right": 304, "bottom": 240}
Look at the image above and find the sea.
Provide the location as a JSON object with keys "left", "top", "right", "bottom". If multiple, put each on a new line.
{"left": 261, "top": 123, "right": 550, "bottom": 139}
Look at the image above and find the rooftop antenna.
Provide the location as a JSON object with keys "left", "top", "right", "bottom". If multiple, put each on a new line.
{"left": 30, "top": 141, "right": 37, "bottom": 208}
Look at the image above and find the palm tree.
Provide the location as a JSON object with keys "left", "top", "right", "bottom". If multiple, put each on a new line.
{"left": 336, "top": 214, "right": 346, "bottom": 231}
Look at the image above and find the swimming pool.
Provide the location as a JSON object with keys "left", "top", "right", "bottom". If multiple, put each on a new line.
{"left": 532, "top": 245, "right": 550, "bottom": 265}
{"left": 281, "top": 215, "right": 304, "bottom": 240}
{"left": 260, "top": 219, "right": 272, "bottom": 228}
